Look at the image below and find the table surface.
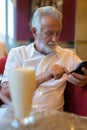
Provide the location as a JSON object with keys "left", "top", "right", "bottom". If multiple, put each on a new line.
{"left": 0, "top": 107, "right": 87, "bottom": 130}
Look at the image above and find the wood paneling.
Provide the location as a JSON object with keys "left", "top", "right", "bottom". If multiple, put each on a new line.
{"left": 75, "top": 0, "right": 87, "bottom": 41}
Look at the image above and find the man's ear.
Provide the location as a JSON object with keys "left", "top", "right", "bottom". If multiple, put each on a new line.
{"left": 31, "top": 27, "right": 37, "bottom": 38}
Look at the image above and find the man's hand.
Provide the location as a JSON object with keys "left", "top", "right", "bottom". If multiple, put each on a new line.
{"left": 36, "top": 64, "right": 68, "bottom": 89}
{"left": 49, "top": 64, "right": 68, "bottom": 79}
{"left": 67, "top": 67, "right": 87, "bottom": 87}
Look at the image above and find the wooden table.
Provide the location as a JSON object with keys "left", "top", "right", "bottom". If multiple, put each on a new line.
{"left": 0, "top": 107, "right": 87, "bottom": 130}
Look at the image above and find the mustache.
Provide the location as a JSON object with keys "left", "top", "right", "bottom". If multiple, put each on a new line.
{"left": 48, "top": 42, "right": 58, "bottom": 46}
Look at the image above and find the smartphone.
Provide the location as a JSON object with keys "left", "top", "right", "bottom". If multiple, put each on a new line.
{"left": 68, "top": 61, "right": 87, "bottom": 75}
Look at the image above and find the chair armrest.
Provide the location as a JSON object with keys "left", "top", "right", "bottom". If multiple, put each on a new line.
{"left": 64, "top": 82, "right": 87, "bottom": 116}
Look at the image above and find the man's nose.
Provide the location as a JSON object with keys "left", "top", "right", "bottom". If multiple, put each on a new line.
{"left": 52, "top": 34, "right": 59, "bottom": 42}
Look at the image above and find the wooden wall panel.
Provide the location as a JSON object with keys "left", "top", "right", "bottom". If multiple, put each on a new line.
{"left": 75, "top": 0, "right": 87, "bottom": 41}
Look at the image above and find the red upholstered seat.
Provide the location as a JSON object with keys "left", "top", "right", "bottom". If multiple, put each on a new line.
{"left": 0, "top": 56, "right": 7, "bottom": 105}
{"left": 64, "top": 82, "right": 87, "bottom": 116}
{"left": 0, "top": 56, "right": 7, "bottom": 74}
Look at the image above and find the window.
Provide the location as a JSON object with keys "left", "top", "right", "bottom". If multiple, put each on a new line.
{"left": 0, "top": 0, "right": 16, "bottom": 51}
{"left": 0, "top": 0, "right": 6, "bottom": 42}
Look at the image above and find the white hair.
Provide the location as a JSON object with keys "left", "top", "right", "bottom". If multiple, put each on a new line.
{"left": 31, "top": 6, "right": 63, "bottom": 32}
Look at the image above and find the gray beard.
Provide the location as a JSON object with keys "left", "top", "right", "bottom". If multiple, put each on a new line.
{"left": 36, "top": 41, "right": 58, "bottom": 54}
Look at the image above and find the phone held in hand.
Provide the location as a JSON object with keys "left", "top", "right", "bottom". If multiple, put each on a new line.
{"left": 68, "top": 61, "right": 87, "bottom": 75}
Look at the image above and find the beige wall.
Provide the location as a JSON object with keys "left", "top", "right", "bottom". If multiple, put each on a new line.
{"left": 75, "top": 0, "right": 87, "bottom": 60}
{"left": 75, "top": 42, "right": 87, "bottom": 60}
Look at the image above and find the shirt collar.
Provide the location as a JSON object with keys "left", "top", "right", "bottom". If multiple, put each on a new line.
{"left": 28, "top": 42, "right": 60, "bottom": 57}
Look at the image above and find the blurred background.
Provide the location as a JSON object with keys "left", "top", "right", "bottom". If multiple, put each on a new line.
{"left": 0, "top": 0, "right": 87, "bottom": 60}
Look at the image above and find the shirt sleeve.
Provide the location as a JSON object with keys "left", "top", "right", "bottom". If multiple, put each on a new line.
{"left": 1, "top": 48, "right": 22, "bottom": 83}
{"left": 70, "top": 51, "right": 82, "bottom": 70}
